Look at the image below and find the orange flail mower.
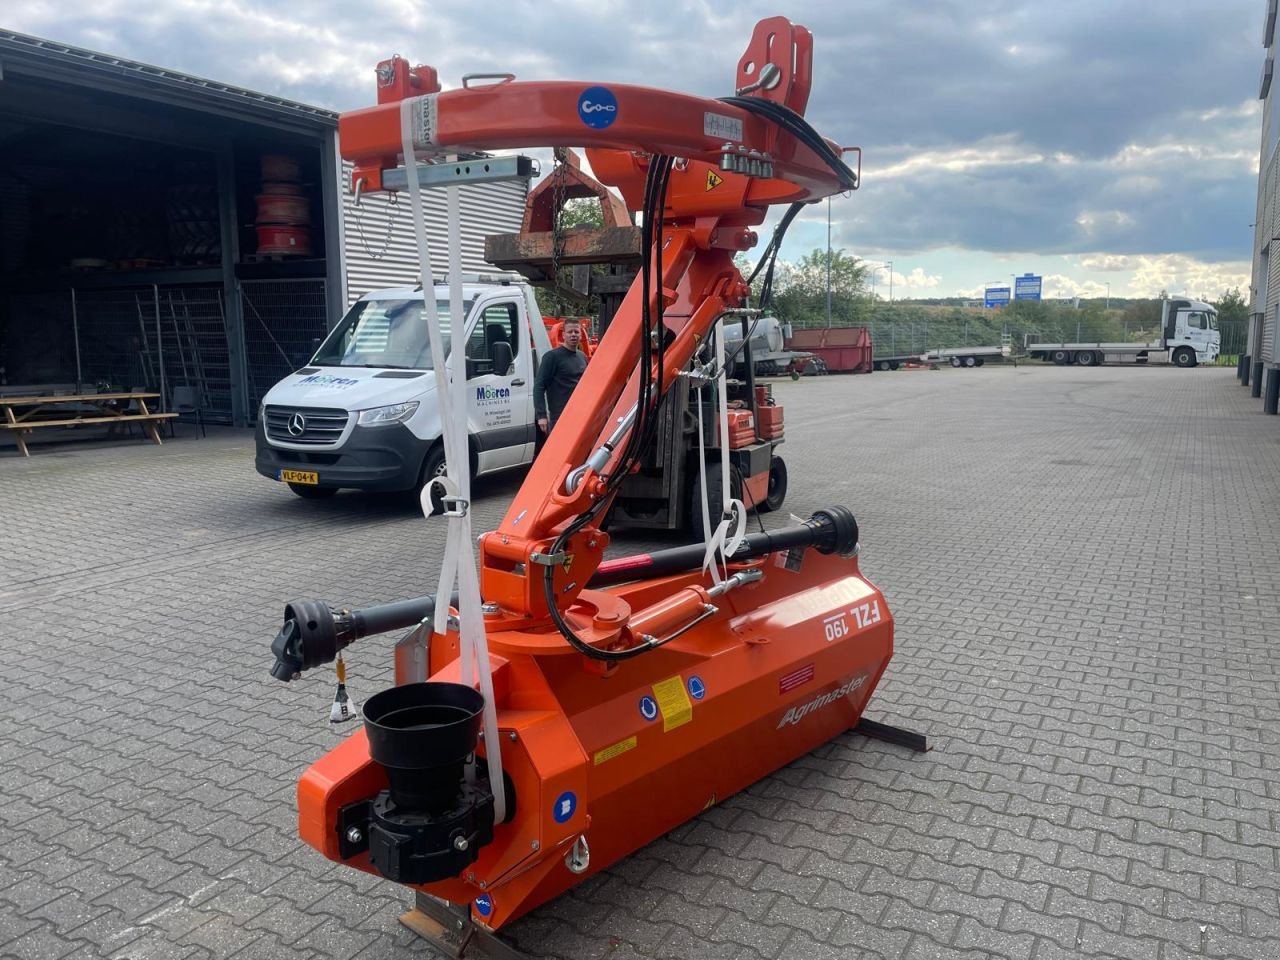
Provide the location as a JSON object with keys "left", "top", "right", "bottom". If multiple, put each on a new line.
{"left": 269, "top": 16, "right": 920, "bottom": 954}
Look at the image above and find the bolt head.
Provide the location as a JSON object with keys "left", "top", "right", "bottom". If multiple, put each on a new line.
{"left": 454, "top": 835, "right": 469, "bottom": 851}
{"left": 346, "top": 826, "right": 363, "bottom": 844}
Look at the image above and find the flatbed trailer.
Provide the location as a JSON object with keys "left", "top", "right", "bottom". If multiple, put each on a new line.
{"left": 873, "top": 343, "right": 1012, "bottom": 370}
{"left": 1025, "top": 298, "right": 1220, "bottom": 368}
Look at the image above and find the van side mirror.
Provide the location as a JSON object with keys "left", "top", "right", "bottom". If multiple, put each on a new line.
{"left": 491, "top": 340, "right": 514, "bottom": 376}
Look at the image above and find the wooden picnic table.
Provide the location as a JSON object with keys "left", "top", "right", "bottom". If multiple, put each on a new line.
{"left": 0, "top": 392, "right": 179, "bottom": 457}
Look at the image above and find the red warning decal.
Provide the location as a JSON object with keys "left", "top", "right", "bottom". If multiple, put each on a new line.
{"left": 778, "top": 663, "right": 815, "bottom": 694}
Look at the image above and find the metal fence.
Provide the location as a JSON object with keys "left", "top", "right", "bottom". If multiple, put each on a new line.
{"left": 241, "top": 278, "right": 330, "bottom": 418}
{"left": 857, "top": 316, "right": 1247, "bottom": 366}
{"left": 1, "top": 285, "right": 234, "bottom": 415}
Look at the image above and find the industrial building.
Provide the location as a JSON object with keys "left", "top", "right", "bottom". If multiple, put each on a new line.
{"left": 0, "top": 31, "right": 526, "bottom": 426}
{"left": 1249, "top": 0, "right": 1280, "bottom": 406}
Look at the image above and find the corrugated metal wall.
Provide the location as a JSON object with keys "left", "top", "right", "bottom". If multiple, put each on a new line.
{"left": 1266, "top": 151, "right": 1280, "bottom": 364}
{"left": 340, "top": 162, "right": 527, "bottom": 303}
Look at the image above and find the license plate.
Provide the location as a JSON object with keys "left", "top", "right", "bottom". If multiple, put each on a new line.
{"left": 280, "top": 469, "right": 319, "bottom": 485}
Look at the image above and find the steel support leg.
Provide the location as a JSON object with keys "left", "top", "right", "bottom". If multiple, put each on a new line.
{"left": 853, "top": 717, "right": 930, "bottom": 753}
{"left": 400, "top": 892, "right": 531, "bottom": 960}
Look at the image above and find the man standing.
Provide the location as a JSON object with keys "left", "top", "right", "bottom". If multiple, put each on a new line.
{"left": 534, "top": 318, "right": 588, "bottom": 435}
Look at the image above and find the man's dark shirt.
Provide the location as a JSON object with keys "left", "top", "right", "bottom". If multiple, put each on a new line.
{"left": 533, "top": 345, "right": 588, "bottom": 429}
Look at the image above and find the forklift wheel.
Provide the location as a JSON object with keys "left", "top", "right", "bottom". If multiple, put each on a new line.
{"left": 688, "top": 461, "right": 742, "bottom": 537}
{"left": 760, "top": 456, "right": 788, "bottom": 513}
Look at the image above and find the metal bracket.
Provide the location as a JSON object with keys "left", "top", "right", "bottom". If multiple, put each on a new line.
{"left": 400, "top": 891, "right": 531, "bottom": 960}
{"left": 336, "top": 799, "right": 371, "bottom": 858}
{"left": 462, "top": 73, "right": 516, "bottom": 89}
{"left": 383, "top": 155, "right": 537, "bottom": 192}
{"left": 528, "top": 550, "right": 568, "bottom": 567}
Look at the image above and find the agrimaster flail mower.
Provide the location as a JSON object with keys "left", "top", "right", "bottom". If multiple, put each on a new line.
{"left": 268, "top": 16, "right": 925, "bottom": 957}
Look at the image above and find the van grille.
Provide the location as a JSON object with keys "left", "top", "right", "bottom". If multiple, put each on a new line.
{"left": 265, "top": 405, "right": 350, "bottom": 445}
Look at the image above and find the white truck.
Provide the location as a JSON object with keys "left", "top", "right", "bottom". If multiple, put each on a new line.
{"left": 1025, "top": 298, "right": 1219, "bottom": 368}
{"left": 254, "top": 275, "right": 553, "bottom": 499}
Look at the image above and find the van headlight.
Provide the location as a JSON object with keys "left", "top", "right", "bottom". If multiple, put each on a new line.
{"left": 357, "top": 401, "right": 420, "bottom": 426}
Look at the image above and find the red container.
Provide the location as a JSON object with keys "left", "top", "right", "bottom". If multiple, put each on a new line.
{"left": 256, "top": 194, "right": 311, "bottom": 225}
{"left": 757, "top": 404, "right": 784, "bottom": 440}
{"left": 256, "top": 225, "right": 312, "bottom": 256}
{"left": 260, "top": 180, "right": 304, "bottom": 196}
{"left": 261, "top": 154, "right": 301, "bottom": 182}
{"left": 719, "top": 409, "right": 756, "bottom": 449}
{"left": 785, "top": 326, "right": 873, "bottom": 373}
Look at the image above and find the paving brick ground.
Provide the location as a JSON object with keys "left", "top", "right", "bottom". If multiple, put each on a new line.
{"left": 1, "top": 363, "right": 1277, "bottom": 960}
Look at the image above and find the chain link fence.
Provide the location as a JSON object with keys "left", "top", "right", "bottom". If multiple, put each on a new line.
{"left": 241, "top": 278, "right": 329, "bottom": 418}
{"left": 798, "top": 306, "right": 1246, "bottom": 367}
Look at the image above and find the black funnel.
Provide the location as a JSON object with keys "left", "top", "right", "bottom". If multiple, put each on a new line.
{"left": 362, "top": 682, "right": 484, "bottom": 814}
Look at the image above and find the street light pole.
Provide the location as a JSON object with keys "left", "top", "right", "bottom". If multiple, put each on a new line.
{"left": 825, "top": 196, "right": 832, "bottom": 328}
{"left": 1106, "top": 282, "right": 1110, "bottom": 310}
{"left": 887, "top": 260, "right": 894, "bottom": 303}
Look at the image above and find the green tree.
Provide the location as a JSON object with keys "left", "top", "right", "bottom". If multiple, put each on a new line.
{"left": 769, "top": 249, "right": 871, "bottom": 328}
{"left": 1213, "top": 287, "right": 1248, "bottom": 325}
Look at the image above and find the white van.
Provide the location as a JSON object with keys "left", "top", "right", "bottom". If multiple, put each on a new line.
{"left": 255, "top": 277, "right": 553, "bottom": 499}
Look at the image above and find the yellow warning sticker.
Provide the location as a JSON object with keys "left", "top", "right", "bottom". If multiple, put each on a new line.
{"left": 593, "top": 736, "right": 637, "bottom": 766}
{"left": 705, "top": 171, "right": 723, "bottom": 191}
{"left": 653, "top": 675, "right": 693, "bottom": 732}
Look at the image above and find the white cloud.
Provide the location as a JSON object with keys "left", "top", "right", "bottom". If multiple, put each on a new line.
{"left": 899, "top": 267, "right": 941, "bottom": 290}
{"left": 1125, "top": 254, "right": 1250, "bottom": 299}
{"left": 1078, "top": 254, "right": 1134, "bottom": 271}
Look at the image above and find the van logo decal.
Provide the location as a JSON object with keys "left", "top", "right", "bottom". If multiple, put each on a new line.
{"left": 298, "top": 373, "right": 359, "bottom": 388}
{"left": 475, "top": 385, "right": 512, "bottom": 403}
{"left": 288, "top": 412, "right": 307, "bottom": 436}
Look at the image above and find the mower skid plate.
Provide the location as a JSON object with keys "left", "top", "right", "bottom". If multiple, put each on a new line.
{"left": 400, "top": 891, "right": 530, "bottom": 960}
{"left": 853, "top": 716, "right": 930, "bottom": 753}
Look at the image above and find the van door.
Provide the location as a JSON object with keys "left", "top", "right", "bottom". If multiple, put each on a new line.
{"left": 465, "top": 298, "right": 533, "bottom": 472}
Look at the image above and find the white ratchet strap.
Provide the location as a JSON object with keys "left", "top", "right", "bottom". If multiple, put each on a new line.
{"left": 401, "top": 101, "right": 504, "bottom": 821}
{"left": 699, "top": 320, "right": 747, "bottom": 585}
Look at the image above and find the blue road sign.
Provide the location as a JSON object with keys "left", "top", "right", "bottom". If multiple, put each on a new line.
{"left": 1014, "top": 274, "right": 1042, "bottom": 301}
{"left": 984, "top": 286, "right": 1011, "bottom": 309}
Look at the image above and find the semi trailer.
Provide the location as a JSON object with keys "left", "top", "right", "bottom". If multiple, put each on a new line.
{"left": 1026, "top": 298, "right": 1219, "bottom": 368}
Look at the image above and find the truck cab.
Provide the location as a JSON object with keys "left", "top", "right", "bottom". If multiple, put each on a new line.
{"left": 254, "top": 277, "right": 553, "bottom": 499}
{"left": 1163, "top": 298, "right": 1220, "bottom": 366}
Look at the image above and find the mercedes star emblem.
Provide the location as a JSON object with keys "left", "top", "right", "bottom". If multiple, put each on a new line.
{"left": 288, "top": 412, "right": 307, "bottom": 437}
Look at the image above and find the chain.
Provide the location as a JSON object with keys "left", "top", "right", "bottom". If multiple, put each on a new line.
{"left": 354, "top": 189, "right": 399, "bottom": 260}
{"left": 550, "top": 148, "right": 569, "bottom": 317}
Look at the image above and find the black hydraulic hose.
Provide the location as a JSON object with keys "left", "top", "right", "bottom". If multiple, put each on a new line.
{"left": 269, "top": 507, "right": 858, "bottom": 678}
{"left": 717, "top": 96, "right": 859, "bottom": 191}
{"left": 589, "top": 506, "right": 859, "bottom": 587}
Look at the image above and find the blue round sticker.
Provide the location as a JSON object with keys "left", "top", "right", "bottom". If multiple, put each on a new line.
{"left": 578, "top": 86, "right": 618, "bottom": 129}
{"left": 475, "top": 894, "right": 492, "bottom": 918}
{"left": 688, "top": 676, "right": 706, "bottom": 700}
{"left": 553, "top": 790, "right": 577, "bottom": 824}
{"left": 639, "top": 695, "right": 658, "bottom": 721}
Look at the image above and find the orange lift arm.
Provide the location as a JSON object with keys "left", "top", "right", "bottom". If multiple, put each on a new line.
{"left": 338, "top": 17, "right": 859, "bottom": 628}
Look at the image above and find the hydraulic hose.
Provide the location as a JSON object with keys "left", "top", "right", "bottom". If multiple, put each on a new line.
{"left": 268, "top": 507, "right": 858, "bottom": 678}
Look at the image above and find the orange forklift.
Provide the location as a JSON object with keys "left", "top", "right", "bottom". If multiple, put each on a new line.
{"left": 269, "top": 16, "right": 921, "bottom": 957}
{"left": 487, "top": 150, "right": 788, "bottom": 533}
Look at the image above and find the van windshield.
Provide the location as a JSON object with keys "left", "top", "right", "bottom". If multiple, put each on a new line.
{"left": 1207, "top": 311, "right": 1219, "bottom": 331}
{"left": 312, "top": 298, "right": 472, "bottom": 369}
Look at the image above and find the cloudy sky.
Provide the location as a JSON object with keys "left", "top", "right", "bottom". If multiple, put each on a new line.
{"left": 6, "top": 1, "right": 1266, "bottom": 300}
